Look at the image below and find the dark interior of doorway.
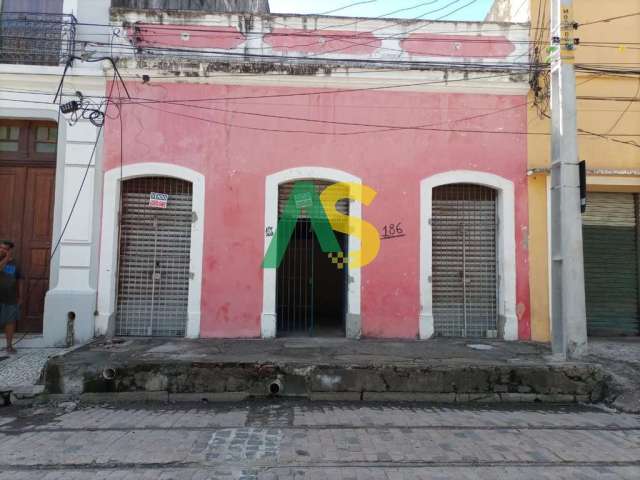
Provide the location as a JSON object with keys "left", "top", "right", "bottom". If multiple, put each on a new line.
{"left": 276, "top": 220, "right": 347, "bottom": 337}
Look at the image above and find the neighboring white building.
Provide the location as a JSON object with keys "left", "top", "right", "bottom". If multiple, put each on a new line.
{"left": 485, "top": 0, "right": 530, "bottom": 23}
{"left": 0, "top": 0, "right": 110, "bottom": 346}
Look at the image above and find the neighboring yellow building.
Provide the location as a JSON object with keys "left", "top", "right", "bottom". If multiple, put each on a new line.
{"left": 523, "top": 1, "right": 640, "bottom": 341}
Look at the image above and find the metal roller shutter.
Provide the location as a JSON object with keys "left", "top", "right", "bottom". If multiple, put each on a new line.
{"left": 583, "top": 193, "right": 640, "bottom": 336}
{"left": 116, "top": 177, "right": 193, "bottom": 337}
{"left": 432, "top": 184, "right": 498, "bottom": 338}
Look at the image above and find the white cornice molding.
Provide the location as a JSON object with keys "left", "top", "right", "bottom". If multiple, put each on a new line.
{"left": 108, "top": 65, "right": 529, "bottom": 95}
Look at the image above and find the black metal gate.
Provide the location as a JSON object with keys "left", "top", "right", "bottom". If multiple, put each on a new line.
{"left": 116, "top": 177, "right": 193, "bottom": 337}
{"left": 432, "top": 184, "right": 498, "bottom": 338}
{"left": 276, "top": 180, "right": 348, "bottom": 336}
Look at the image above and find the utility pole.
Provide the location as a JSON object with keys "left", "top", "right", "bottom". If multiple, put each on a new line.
{"left": 549, "top": 0, "right": 588, "bottom": 359}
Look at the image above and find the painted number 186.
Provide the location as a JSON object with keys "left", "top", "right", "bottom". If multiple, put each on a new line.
{"left": 381, "top": 223, "right": 405, "bottom": 240}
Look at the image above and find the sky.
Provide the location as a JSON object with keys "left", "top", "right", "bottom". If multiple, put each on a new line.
{"left": 268, "top": 0, "right": 497, "bottom": 22}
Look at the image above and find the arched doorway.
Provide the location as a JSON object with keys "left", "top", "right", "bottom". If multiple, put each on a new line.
{"left": 115, "top": 176, "right": 193, "bottom": 337}
{"left": 431, "top": 183, "right": 498, "bottom": 338}
{"left": 262, "top": 167, "right": 362, "bottom": 339}
{"left": 420, "top": 171, "right": 517, "bottom": 340}
{"left": 276, "top": 179, "right": 349, "bottom": 336}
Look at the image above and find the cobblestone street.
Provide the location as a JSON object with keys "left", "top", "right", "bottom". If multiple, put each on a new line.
{"left": 0, "top": 401, "right": 638, "bottom": 479}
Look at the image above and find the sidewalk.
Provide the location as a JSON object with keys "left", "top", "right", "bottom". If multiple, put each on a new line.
{"left": 588, "top": 338, "right": 640, "bottom": 413}
{"left": 43, "top": 337, "right": 607, "bottom": 405}
{"left": 0, "top": 346, "right": 68, "bottom": 404}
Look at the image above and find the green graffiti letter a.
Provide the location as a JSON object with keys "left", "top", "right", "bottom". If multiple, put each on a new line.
{"left": 262, "top": 181, "right": 342, "bottom": 269}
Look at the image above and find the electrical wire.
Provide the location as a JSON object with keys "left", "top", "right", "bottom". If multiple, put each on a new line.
{"left": 0, "top": 59, "right": 637, "bottom": 80}
{"left": 3, "top": 5, "right": 639, "bottom": 342}
{"left": 0, "top": 29, "right": 546, "bottom": 44}
{"left": 326, "top": 0, "right": 440, "bottom": 23}
{"left": 7, "top": 15, "right": 640, "bottom": 61}
{"left": 268, "top": 0, "right": 454, "bottom": 34}
{"left": 512, "top": 0, "right": 528, "bottom": 19}
{"left": 604, "top": 78, "right": 640, "bottom": 135}
{"left": 2, "top": 12, "right": 637, "bottom": 142}
{"left": 261, "top": 0, "right": 484, "bottom": 57}
{"left": 111, "top": 1, "right": 495, "bottom": 60}
{"left": 530, "top": 0, "right": 549, "bottom": 117}
{"left": 0, "top": 98, "right": 61, "bottom": 105}
{"left": 541, "top": 113, "right": 640, "bottom": 149}
{"left": 0, "top": 9, "right": 547, "bottom": 45}
{"left": 0, "top": 71, "right": 521, "bottom": 104}
{"left": 134, "top": 98, "right": 529, "bottom": 136}
{"left": 136, "top": 96, "right": 639, "bottom": 141}
{"left": 67, "top": 37, "right": 539, "bottom": 69}
{"left": 116, "top": 72, "right": 524, "bottom": 105}
{"left": 48, "top": 124, "right": 104, "bottom": 261}
{"left": 578, "top": 128, "right": 640, "bottom": 149}
{"left": 20, "top": 19, "right": 542, "bottom": 37}
{"left": 580, "top": 11, "right": 640, "bottom": 27}
{"left": 4, "top": 71, "right": 639, "bottom": 112}
{"left": 316, "top": 0, "right": 378, "bottom": 16}
{"left": 0, "top": 66, "right": 478, "bottom": 80}
{"left": 148, "top": 98, "right": 532, "bottom": 135}
{"left": 133, "top": 36, "right": 533, "bottom": 62}
{"left": 2, "top": 1, "right": 537, "bottom": 61}
{"left": 578, "top": 95, "right": 640, "bottom": 102}
{"left": 3, "top": 18, "right": 638, "bottom": 47}
{"left": 129, "top": 30, "right": 545, "bottom": 45}
{"left": 139, "top": 94, "right": 640, "bottom": 137}
{"left": 49, "top": 66, "right": 123, "bottom": 261}
{"left": 115, "top": 78, "right": 125, "bottom": 209}
{"left": 3, "top": 86, "right": 636, "bottom": 114}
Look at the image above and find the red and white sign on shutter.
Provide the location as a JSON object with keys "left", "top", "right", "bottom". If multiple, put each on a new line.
{"left": 149, "top": 192, "right": 169, "bottom": 209}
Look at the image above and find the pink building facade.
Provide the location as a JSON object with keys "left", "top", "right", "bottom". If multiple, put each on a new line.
{"left": 96, "top": 10, "right": 531, "bottom": 341}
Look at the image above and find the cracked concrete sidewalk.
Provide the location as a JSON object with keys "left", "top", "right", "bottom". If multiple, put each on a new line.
{"left": 62, "top": 336, "right": 555, "bottom": 365}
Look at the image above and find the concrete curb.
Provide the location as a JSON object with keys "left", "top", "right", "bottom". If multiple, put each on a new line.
{"left": 42, "top": 362, "right": 607, "bottom": 405}
{"left": 32, "top": 391, "right": 596, "bottom": 405}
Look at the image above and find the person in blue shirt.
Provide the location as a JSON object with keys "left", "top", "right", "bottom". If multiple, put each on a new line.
{"left": 0, "top": 241, "right": 21, "bottom": 354}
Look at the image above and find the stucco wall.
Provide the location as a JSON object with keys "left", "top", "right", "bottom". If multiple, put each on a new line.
{"left": 528, "top": 0, "right": 640, "bottom": 170}
{"left": 103, "top": 82, "right": 530, "bottom": 339}
{"left": 527, "top": 0, "right": 640, "bottom": 342}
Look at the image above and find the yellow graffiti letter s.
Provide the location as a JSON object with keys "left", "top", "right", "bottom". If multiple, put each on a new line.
{"left": 320, "top": 182, "right": 380, "bottom": 269}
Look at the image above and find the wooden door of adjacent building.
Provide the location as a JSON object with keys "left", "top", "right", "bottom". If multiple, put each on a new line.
{"left": 0, "top": 120, "right": 57, "bottom": 333}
